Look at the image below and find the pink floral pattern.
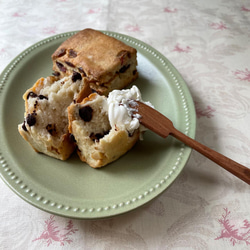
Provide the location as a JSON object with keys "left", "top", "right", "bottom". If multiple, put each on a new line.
{"left": 210, "top": 21, "right": 227, "bottom": 30}
{"left": 233, "top": 68, "right": 250, "bottom": 82}
{"left": 12, "top": 12, "right": 26, "bottom": 17}
{"left": 0, "top": 1, "right": 250, "bottom": 249}
{"left": 43, "top": 27, "right": 57, "bottom": 34}
{"left": 163, "top": 7, "right": 178, "bottom": 13}
{"left": 88, "top": 8, "right": 101, "bottom": 14}
{"left": 173, "top": 43, "right": 192, "bottom": 53}
{"left": 32, "top": 215, "right": 78, "bottom": 246}
{"left": 125, "top": 24, "right": 141, "bottom": 32}
{"left": 241, "top": 6, "right": 250, "bottom": 12}
{"left": 195, "top": 102, "right": 216, "bottom": 118}
{"left": 215, "top": 208, "right": 250, "bottom": 246}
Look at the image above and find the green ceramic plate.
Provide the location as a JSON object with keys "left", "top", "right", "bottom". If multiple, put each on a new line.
{"left": 0, "top": 31, "right": 196, "bottom": 219}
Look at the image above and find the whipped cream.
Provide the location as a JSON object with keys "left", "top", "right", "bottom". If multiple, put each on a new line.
{"left": 107, "top": 85, "right": 153, "bottom": 135}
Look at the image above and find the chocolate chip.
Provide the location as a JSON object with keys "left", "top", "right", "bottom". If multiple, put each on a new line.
{"left": 27, "top": 91, "right": 37, "bottom": 99}
{"left": 46, "top": 124, "right": 57, "bottom": 136}
{"left": 89, "top": 132, "right": 97, "bottom": 142}
{"left": 34, "top": 100, "right": 38, "bottom": 109}
{"left": 22, "top": 121, "right": 28, "bottom": 131}
{"left": 78, "top": 67, "right": 86, "bottom": 76}
{"left": 56, "top": 61, "right": 67, "bottom": 72}
{"left": 69, "top": 133, "right": 76, "bottom": 143}
{"left": 26, "top": 113, "right": 36, "bottom": 126}
{"left": 65, "top": 61, "right": 75, "bottom": 67}
{"left": 52, "top": 71, "right": 60, "bottom": 77}
{"left": 92, "top": 133, "right": 103, "bottom": 141}
{"left": 133, "top": 69, "right": 137, "bottom": 75}
{"left": 54, "top": 48, "right": 66, "bottom": 58}
{"left": 79, "top": 105, "right": 93, "bottom": 122}
{"left": 89, "top": 131, "right": 109, "bottom": 142}
{"left": 72, "top": 71, "right": 82, "bottom": 82}
{"left": 119, "top": 64, "right": 130, "bottom": 73}
{"left": 38, "top": 95, "right": 48, "bottom": 100}
{"left": 68, "top": 49, "right": 77, "bottom": 58}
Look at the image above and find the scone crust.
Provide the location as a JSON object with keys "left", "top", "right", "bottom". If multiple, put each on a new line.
{"left": 18, "top": 124, "right": 75, "bottom": 160}
{"left": 52, "top": 28, "right": 138, "bottom": 85}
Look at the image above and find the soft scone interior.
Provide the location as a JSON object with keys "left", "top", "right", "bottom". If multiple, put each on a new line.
{"left": 69, "top": 94, "right": 111, "bottom": 143}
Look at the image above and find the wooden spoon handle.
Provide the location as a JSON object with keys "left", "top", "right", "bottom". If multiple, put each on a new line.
{"left": 171, "top": 128, "right": 250, "bottom": 185}
{"left": 134, "top": 101, "right": 250, "bottom": 184}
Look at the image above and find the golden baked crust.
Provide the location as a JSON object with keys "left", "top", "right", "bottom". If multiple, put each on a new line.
{"left": 52, "top": 28, "right": 138, "bottom": 95}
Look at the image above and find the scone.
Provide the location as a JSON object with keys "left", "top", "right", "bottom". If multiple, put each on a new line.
{"left": 18, "top": 74, "right": 92, "bottom": 160}
{"left": 52, "top": 28, "right": 138, "bottom": 96}
{"left": 67, "top": 93, "right": 140, "bottom": 168}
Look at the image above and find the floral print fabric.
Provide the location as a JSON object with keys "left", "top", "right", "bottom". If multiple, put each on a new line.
{"left": 0, "top": 0, "right": 249, "bottom": 249}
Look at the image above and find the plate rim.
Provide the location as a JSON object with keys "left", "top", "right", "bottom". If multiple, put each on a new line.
{"left": 0, "top": 30, "right": 196, "bottom": 219}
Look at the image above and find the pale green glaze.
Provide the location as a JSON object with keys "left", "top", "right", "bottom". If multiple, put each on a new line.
{"left": 0, "top": 31, "right": 196, "bottom": 219}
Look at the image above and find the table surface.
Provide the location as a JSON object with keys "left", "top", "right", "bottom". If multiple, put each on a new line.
{"left": 0, "top": 1, "right": 249, "bottom": 249}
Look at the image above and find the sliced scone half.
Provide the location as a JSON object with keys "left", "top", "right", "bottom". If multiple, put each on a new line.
{"left": 68, "top": 93, "right": 140, "bottom": 168}
{"left": 18, "top": 74, "right": 92, "bottom": 160}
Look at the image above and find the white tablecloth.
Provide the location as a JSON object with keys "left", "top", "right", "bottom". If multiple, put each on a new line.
{"left": 0, "top": 1, "right": 250, "bottom": 249}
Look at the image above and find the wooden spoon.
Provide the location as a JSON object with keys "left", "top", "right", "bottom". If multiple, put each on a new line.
{"left": 132, "top": 101, "right": 250, "bottom": 185}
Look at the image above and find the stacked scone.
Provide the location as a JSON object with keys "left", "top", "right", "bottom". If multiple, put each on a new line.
{"left": 52, "top": 28, "right": 138, "bottom": 95}
{"left": 18, "top": 28, "right": 141, "bottom": 167}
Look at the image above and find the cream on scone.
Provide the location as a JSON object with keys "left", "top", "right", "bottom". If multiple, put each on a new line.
{"left": 18, "top": 74, "right": 92, "bottom": 160}
{"left": 52, "top": 28, "right": 138, "bottom": 95}
{"left": 68, "top": 86, "right": 151, "bottom": 168}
